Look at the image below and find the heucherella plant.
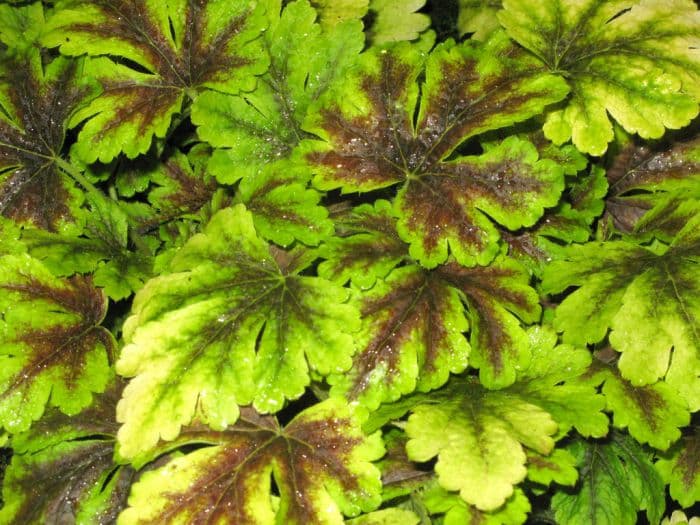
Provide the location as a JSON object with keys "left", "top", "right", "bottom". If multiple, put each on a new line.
{"left": 1, "top": 0, "right": 699, "bottom": 523}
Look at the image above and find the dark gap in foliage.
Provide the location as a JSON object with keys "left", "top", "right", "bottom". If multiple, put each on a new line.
{"left": 100, "top": 465, "right": 120, "bottom": 492}
{"left": 0, "top": 447, "right": 11, "bottom": 509}
{"left": 276, "top": 388, "right": 321, "bottom": 426}
{"left": 451, "top": 138, "right": 484, "bottom": 158}
{"left": 422, "top": 0, "right": 460, "bottom": 42}
{"left": 110, "top": 56, "right": 153, "bottom": 76}
{"left": 102, "top": 297, "right": 136, "bottom": 338}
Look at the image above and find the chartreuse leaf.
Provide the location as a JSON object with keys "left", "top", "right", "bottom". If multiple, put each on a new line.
{"left": 0, "top": 382, "right": 136, "bottom": 524}
{"left": 43, "top": 0, "right": 268, "bottom": 163}
{"left": 0, "top": 2, "right": 44, "bottom": 53}
{"left": 656, "top": 428, "right": 700, "bottom": 508}
{"left": 367, "top": 0, "right": 430, "bottom": 44}
{"left": 422, "top": 483, "right": 530, "bottom": 525}
{"left": 0, "top": 254, "right": 115, "bottom": 433}
{"left": 0, "top": 46, "right": 98, "bottom": 231}
{"left": 116, "top": 204, "right": 360, "bottom": 459}
{"left": 309, "top": 0, "right": 368, "bottom": 27}
{"left": 304, "top": 32, "right": 568, "bottom": 267}
{"left": 499, "top": 0, "right": 700, "bottom": 155}
{"left": 345, "top": 508, "right": 419, "bottom": 524}
{"left": 552, "top": 433, "right": 666, "bottom": 525}
{"left": 193, "top": 0, "right": 364, "bottom": 184}
{"left": 543, "top": 215, "right": 700, "bottom": 410}
{"left": 238, "top": 161, "right": 333, "bottom": 246}
{"left": 118, "top": 400, "right": 384, "bottom": 525}
{"left": 526, "top": 448, "right": 578, "bottom": 487}
{"left": 318, "top": 199, "right": 408, "bottom": 289}
{"left": 22, "top": 195, "right": 153, "bottom": 300}
{"left": 457, "top": 0, "right": 502, "bottom": 40}
{"left": 605, "top": 131, "right": 700, "bottom": 238}
{"left": 404, "top": 377, "right": 558, "bottom": 511}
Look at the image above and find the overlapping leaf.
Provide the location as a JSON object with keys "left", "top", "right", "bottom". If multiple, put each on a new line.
{"left": 0, "top": 41, "right": 98, "bottom": 231}
{"left": 118, "top": 400, "right": 384, "bottom": 525}
{"left": 457, "top": 0, "right": 502, "bottom": 40}
{"left": 116, "top": 204, "right": 360, "bottom": 458}
{"left": 0, "top": 254, "right": 115, "bottom": 433}
{"left": 542, "top": 215, "right": 700, "bottom": 410}
{"left": 552, "top": 434, "right": 666, "bottom": 525}
{"left": 43, "top": 0, "right": 268, "bottom": 162}
{"left": 0, "top": 382, "right": 136, "bottom": 524}
{"left": 656, "top": 428, "right": 700, "bottom": 508}
{"left": 193, "top": 0, "right": 364, "bottom": 183}
{"left": 604, "top": 130, "right": 700, "bottom": 238}
{"left": 366, "top": 0, "right": 430, "bottom": 44}
{"left": 304, "top": 32, "right": 568, "bottom": 267}
{"left": 499, "top": 0, "right": 700, "bottom": 155}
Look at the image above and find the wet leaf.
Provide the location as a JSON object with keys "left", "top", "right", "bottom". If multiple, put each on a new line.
{"left": 118, "top": 400, "right": 384, "bottom": 525}
{"left": 116, "top": 204, "right": 360, "bottom": 459}
{"left": 499, "top": 0, "right": 700, "bottom": 155}
{"left": 0, "top": 254, "right": 115, "bottom": 433}
{"left": 304, "top": 33, "right": 568, "bottom": 267}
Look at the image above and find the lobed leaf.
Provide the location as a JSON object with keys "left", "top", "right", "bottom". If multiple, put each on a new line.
{"left": 116, "top": 204, "right": 360, "bottom": 458}
{"left": 656, "top": 428, "right": 700, "bottom": 508}
{"left": 0, "top": 254, "right": 115, "bottom": 433}
{"left": 499, "top": 0, "right": 700, "bottom": 155}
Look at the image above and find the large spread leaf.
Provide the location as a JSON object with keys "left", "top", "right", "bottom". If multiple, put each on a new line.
{"left": 116, "top": 204, "right": 360, "bottom": 458}
{"left": 0, "top": 254, "right": 115, "bottom": 433}
{"left": 303, "top": 32, "right": 568, "bottom": 267}
{"left": 604, "top": 130, "right": 700, "bottom": 238}
{"left": 499, "top": 0, "right": 700, "bottom": 155}
{"left": 656, "top": 428, "right": 700, "bottom": 508}
{"left": 118, "top": 400, "right": 384, "bottom": 525}
{"left": 542, "top": 216, "right": 700, "bottom": 410}
{"left": 193, "top": 0, "right": 364, "bottom": 184}
{"left": 0, "top": 382, "right": 136, "bottom": 524}
{"left": 43, "top": 0, "right": 268, "bottom": 162}
{"left": 0, "top": 47, "right": 97, "bottom": 231}
{"left": 552, "top": 433, "right": 666, "bottom": 525}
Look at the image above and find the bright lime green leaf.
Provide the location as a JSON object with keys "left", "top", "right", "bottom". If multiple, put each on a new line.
{"left": 552, "top": 433, "right": 666, "bottom": 525}
{"left": 193, "top": 0, "right": 363, "bottom": 183}
{"left": 404, "top": 377, "right": 558, "bottom": 511}
{"left": 0, "top": 254, "right": 115, "bottom": 433}
{"left": 345, "top": 508, "right": 420, "bottom": 525}
{"left": 318, "top": 199, "right": 408, "bottom": 289}
{"left": 43, "top": 0, "right": 268, "bottom": 163}
{"left": 304, "top": 33, "right": 568, "bottom": 267}
{"left": 422, "top": 479, "right": 530, "bottom": 524}
{"left": 309, "top": 0, "right": 369, "bottom": 27}
{"left": 507, "top": 326, "right": 608, "bottom": 437}
{"left": 0, "top": 2, "right": 45, "bottom": 53}
{"left": 367, "top": 0, "right": 430, "bottom": 44}
{"left": 457, "top": 0, "right": 502, "bottom": 40}
{"left": 0, "top": 383, "right": 135, "bottom": 524}
{"left": 118, "top": 400, "right": 384, "bottom": 525}
{"left": 661, "top": 511, "right": 700, "bottom": 525}
{"left": 329, "top": 264, "right": 470, "bottom": 409}
{"left": 656, "top": 428, "right": 700, "bottom": 508}
{"left": 116, "top": 204, "right": 360, "bottom": 459}
{"left": 0, "top": 51, "right": 98, "bottom": 232}
{"left": 499, "top": 0, "right": 700, "bottom": 155}
{"left": 526, "top": 448, "right": 578, "bottom": 487}
{"left": 544, "top": 216, "right": 700, "bottom": 409}
{"left": 238, "top": 161, "right": 334, "bottom": 246}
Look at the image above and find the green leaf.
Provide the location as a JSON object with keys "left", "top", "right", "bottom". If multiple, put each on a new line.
{"left": 367, "top": 0, "right": 431, "bottom": 44}
{"left": 656, "top": 428, "right": 700, "bottom": 508}
{"left": 526, "top": 448, "right": 578, "bottom": 487}
{"left": 192, "top": 0, "right": 364, "bottom": 183}
{"left": 457, "top": 0, "right": 502, "bottom": 40}
{"left": 404, "top": 377, "right": 558, "bottom": 511}
{"left": 304, "top": 33, "right": 568, "bottom": 267}
{"left": 116, "top": 204, "right": 360, "bottom": 459}
{"left": 0, "top": 254, "right": 115, "bottom": 433}
{"left": 43, "top": 0, "right": 268, "bottom": 162}
{"left": 238, "top": 161, "right": 334, "bottom": 246}
{"left": 552, "top": 433, "right": 666, "bottom": 525}
{"left": 0, "top": 2, "right": 45, "bottom": 53}
{"left": 543, "top": 216, "right": 700, "bottom": 410}
{"left": 422, "top": 483, "right": 531, "bottom": 525}
{"left": 309, "top": 0, "right": 369, "bottom": 27}
{"left": 0, "top": 52, "right": 98, "bottom": 231}
{"left": 118, "top": 400, "right": 384, "bottom": 525}
{"left": 499, "top": 0, "right": 700, "bottom": 155}
{"left": 318, "top": 199, "right": 408, "bottom": 289}
{"left": 0, "top": 382, "right": 135, "bottom": 524}
{"left": 345, "top": 508, "right": 420, "bottom": 525}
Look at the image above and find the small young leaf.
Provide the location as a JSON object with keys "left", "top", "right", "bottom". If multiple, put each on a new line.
{"left": 367, "top": 0, "right": 430, "bottom": 44}
{"left": 0, "top": 254, "right": 115, "bottom": 433}
{"left": 118, "top": 400, "right": 384, "bottom": 524}
{"left": 552, "top": 433, "right": 666, "bottom": 525}
{"left": 116, "top": 204, "right": 360, "bottom": 458}
{"left": 499, "top": 0, "right": 700, "bottom": 155}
